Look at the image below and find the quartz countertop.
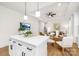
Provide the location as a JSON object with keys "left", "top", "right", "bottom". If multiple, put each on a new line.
{"left": 10, "top": 35, "right": 49, "bottom": 46}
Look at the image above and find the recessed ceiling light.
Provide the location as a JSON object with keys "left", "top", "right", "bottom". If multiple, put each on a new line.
{"left": 58, "top": 3, "right": 62, "bottom": 6}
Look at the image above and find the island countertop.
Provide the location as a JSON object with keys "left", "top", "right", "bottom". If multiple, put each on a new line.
{"left": 10, "top": 35, "right": 49, "bottom": 46}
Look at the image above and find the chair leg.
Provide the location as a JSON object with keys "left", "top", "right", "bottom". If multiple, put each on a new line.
{"left": 62, "top": 47, "right": 64, "bottom": 55}
{"left": 54, "top": 42, "right": 56, "bottom": 47}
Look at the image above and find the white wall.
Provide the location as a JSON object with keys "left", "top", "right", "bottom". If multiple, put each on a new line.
{"left": 60, "top": 23, "right": 69, "bottom": 34}
{"left": 39, "top": 19, "right": 69, "bottom": 34}
{"left": 0, "top": 5, "right": 23, "bottom": 48}
{"left": 68, "top": 19, "right": 73, "bottom": 36}
{"left": 73, "top": 12, "right": 79, "bottom": 43}
{"left": 46, "top": 22, "right": 54, "bottom": 32}
{"left": 39, "top": 21, "right": 55, "bottom": 33}
{"left": 21, "top": 16, "right": 39, "bottom": 36}
{"left": 39, "top": 21, "right": 45, "bottom": 33}
{"left": 0, "top": 5, "right": 39, "bottom": 48}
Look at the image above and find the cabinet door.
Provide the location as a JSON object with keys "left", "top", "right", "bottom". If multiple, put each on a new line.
{"left": 10, "top": 39, "right": 22, "bottom": 56}
{"left": 25, "top": 44, "right": 35, "bottom": 56}
{"left": 16, "top": 41, "right": 28, "bottom": 56}
{"left": 20, "top": 43, "right": 35, "bottom": 56}
{"left": 17, "top": 41, "right": 23, "bottom": 56}
{"left": 12, "top": 40, "right": 18, "bottom": 56}
{"left": 13, "top": 40, "right": 24, "bottom": 56}
{"left": 21, "top": 43, "right": 28, "bottom": 56}
{"left": 9, "top": 39, "right": 27, "bottom": 56}
{"left": 9, "top": 39, "right": 13, "bottom": 55}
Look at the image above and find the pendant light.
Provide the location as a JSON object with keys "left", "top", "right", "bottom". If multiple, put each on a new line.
{"left": 24, "top": 1, "right": 28, "bottom": 20}
{"left": 35, "top": 1, "right": 40, "bottom": 17}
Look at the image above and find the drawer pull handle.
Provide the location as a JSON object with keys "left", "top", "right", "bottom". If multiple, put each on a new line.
{"left": 13, "top": 41, "right": 16, "bottom": 43}
{"left": 18, "top": 43, "right": 22, "bottom": 46}
{"left": 22, "top": 52, "right": 25, "bottom": 56}
{"left": 22, "top": 52, "right": 23, "bottom": 56}
{"left": 10, "top": 45, "right": 13, "bottom": 50}
{"left": 27, "top": 47, "right": 32, "bottom": 51}
{"left": 9, "top": 40, "right": 11, "bottom": 41}
{"left": 24, "top": 53, "right": 26, "bottom": 56}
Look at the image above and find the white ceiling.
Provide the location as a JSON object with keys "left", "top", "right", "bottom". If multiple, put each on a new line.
{"left": 0, "top": 2, "right": 79, "bottom": 23}
{"left": 0, "top": 2, "right": 53, "bottom": 14}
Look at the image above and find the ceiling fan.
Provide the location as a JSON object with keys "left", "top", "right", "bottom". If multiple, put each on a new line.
{"left": 47, "top": 12, "right": 56, "bottom": 17}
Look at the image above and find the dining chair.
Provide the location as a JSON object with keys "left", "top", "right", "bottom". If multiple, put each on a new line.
{"left": 56, "top": 36, "right": 74, "bottom": 55}
{"left": 47, "top": 38, "right": 55, "bottom": 43}
{"left": 47, "top": 32, "right": 55, "bottom": 43}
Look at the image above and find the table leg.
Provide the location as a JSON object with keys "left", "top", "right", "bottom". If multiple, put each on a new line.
{"left": 62, "top": 47, "right": 64, "bottom": 55}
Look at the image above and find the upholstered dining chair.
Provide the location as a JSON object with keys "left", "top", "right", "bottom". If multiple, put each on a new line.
{"left": 47, "top": 33, "right": 55, "bottom": 44}
{"left": 56, "top": 36, "right": 74, "bottom": 55}
{"left": 47, "top": 38, "right": 55, "bottom": 43}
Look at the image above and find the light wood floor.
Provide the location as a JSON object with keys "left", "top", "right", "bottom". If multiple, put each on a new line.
{"left": 0, "top": 46, "right": 9, "bottom": 56}
{"left": 48, "top": 43, "right": 79, "bottom": 56}
{"left": 0, "top": 43, "right": 79, "bottom": 56}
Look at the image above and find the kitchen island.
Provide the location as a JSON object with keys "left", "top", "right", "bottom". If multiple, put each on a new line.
{"left": 9, "top": 35, "right": 49, "bottom": 56}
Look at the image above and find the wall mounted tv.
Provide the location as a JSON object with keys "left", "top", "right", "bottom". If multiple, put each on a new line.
{"left": 20, "top": 22, "right": 31, "bottom": 30}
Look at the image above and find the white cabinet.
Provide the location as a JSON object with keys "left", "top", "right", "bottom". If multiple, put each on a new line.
{"left": 23, "top": 44, "right": 35, "bottom": 56}
{"left": 9, "top": 39, "right": 13, "bottom": 55}
{"left": 9, "top": 35, "right": 48, "bottom": 56}
{"left": 9, "top": 39, "right": 22, "bottom": 56}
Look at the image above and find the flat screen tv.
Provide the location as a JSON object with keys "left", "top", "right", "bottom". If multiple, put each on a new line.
{"left": 20, "top": 22, "right": 31, "bottom": 30}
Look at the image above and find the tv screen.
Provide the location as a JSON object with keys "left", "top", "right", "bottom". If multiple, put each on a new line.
{"left": 22, "top": 23, "right": 31, "bottom": 30}
{"left": 20, "top": 22, "right": 31, "bottom": 30}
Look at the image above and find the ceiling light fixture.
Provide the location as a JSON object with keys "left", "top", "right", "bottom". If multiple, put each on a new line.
{"left": 47, "top": 12, "right": 56, "bottom": 17}
{"left": 24, "top": 1, "right": 28, "bottom": 20}
{"left": 35, "top": 1, "right": 40, "bottom": 17}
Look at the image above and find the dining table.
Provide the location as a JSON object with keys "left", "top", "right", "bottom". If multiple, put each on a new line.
{"left": 52, "top": 35, "right": 63, "bottom": 47}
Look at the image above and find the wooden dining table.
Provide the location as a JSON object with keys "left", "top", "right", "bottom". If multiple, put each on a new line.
{"left": 52, "top": 35, "right": 63, "bottom": 47}
{"left": 53, "top": 36, "right": 62, "bottom": 40}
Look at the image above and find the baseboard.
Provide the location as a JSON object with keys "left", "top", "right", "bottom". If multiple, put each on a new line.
{"left": 0, "top": 41, "right": 9, "bottom": 48}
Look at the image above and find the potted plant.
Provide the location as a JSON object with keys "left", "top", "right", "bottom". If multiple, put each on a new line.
{"left": 24, "top": 30, "right": 32, "bottom": 37}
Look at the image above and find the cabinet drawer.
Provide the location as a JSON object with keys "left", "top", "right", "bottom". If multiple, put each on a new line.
{"left": 22, "top": 43, "right": 36, "bottom": 56}
{"left": 26, "top": 43, "right": 35, "bottom": 50}
{"left": 9, "top": 38, "right": 36, "bottom": 56}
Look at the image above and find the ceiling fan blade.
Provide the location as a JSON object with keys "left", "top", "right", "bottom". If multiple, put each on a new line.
{"left": 53, "top": 13, "right": 56, "bottom": 15}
